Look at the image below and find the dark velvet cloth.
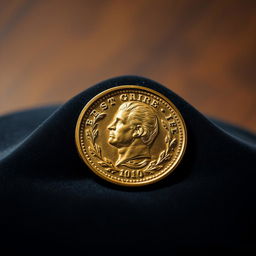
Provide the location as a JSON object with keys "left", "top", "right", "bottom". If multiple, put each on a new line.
{"left": 0, "top": 76, "right": 255, "bottom": 254}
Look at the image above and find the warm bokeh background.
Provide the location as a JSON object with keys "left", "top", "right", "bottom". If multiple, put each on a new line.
{"left": 0, "top": 0, "right": 255, "bottom": 132}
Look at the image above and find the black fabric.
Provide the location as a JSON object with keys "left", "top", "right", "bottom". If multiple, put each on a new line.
{"left": 0, "top": 76, "right": 255, "bottom": 254}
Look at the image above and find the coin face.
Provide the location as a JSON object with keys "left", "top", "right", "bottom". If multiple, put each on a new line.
{"left": 75, "top": 85, "right": 187, "bottom": 186}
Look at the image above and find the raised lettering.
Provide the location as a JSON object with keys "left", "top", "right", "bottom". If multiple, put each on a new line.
{"left": 142, "top": 96, "right": 150, "bottom": 104}
{"left": 151, "top": 99, "right": 159, "bottom": 108}
{"left": 100, "top": 102, "right": 108, "bottom": 110}
{"left": 120, "top": 94, "right": 128, "bottom": 101}
{"left": 171, "top": 127, "right": 178, "bottom": 134}
{"left": 90, "top": 109, "right": 99, "bottom": 117}
{"left": 86, "top": 119, "right": 93, "bottom": 126}
{"left": 137, "top": 94, "right": 143, "bottom": 101}
{"left": 165, "top": 113, "right": 173, "bottom": 120}
{"left": 129, "top": 93, "right": 136, "bottom": 101}
{"left": 119, "top": 170, "right": 144, "bottom": 178}
{"left": 107, "top": 97, "right": 116, "bottom": 105}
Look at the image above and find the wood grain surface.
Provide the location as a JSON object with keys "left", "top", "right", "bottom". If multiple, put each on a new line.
{"left": 0, "top": 0, "right": 255, "bottom": 132}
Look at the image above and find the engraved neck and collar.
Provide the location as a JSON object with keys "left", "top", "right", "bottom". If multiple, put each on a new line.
{"left": 116, "top": 139, "right": 151, "bottom": 167}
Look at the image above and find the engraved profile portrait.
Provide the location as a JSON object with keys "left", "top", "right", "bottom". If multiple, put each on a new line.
{"left": 107, "top": 101, "right": 159, "bottom": 169}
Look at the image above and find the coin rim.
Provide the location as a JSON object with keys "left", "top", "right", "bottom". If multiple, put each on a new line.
{"left": 75, "top": 85, "right": 187, "bottom": 186}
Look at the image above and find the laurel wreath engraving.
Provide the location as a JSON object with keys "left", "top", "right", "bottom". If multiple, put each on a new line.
{"left": 143, "top": 119, "right": 177, "bottom": 175}
{"left": 86, "top": 113, "right": 177, "bottom": 176}
{"left": 86, "top": 113, "right": 118, "bottom": 174}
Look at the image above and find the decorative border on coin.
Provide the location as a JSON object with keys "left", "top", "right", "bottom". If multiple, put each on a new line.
{"left": 75, "top": 85, "right": 187, "bottom": 186}
{"left": 144, "top": 119, "right": 177, "bottom": 174}
{"left": 86, "top": 112, "right": 117, "bottom": 173}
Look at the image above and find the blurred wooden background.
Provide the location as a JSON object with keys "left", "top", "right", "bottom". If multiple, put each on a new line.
{"left": 0, "top": 0, "right": 255, "bottom": 132}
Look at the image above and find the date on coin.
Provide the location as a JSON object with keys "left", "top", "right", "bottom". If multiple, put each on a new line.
{"left": 75, "top": 85, "right": 187, "bottom": 186}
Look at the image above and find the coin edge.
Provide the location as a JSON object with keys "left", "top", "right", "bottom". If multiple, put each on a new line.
{"left": 75, "top": 85, "right": 187, "bottom": 187}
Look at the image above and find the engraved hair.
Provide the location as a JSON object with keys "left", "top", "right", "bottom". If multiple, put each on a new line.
{"left": 119, "top": 101, "right": 158, "bottom": 146}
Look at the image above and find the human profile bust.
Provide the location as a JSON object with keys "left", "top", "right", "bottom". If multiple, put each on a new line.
{"left": 108, "top": 101, "right": 159, "bottom": 168}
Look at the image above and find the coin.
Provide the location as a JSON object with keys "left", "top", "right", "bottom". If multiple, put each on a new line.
{"left": 75, "top": 85, "right": 187, "bottom": 186}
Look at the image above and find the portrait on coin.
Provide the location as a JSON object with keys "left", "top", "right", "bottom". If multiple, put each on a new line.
{"left": 107, "top": 101, "right": 159, "bottom": 169}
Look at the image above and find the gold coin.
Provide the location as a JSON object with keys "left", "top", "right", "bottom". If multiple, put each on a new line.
{"left": 75, "top": 85, "right": 187, "bottom": 186}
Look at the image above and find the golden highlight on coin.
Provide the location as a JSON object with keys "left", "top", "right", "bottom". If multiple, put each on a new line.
{"left": 75, "top": 85, "right": 187, "bottom": 186}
